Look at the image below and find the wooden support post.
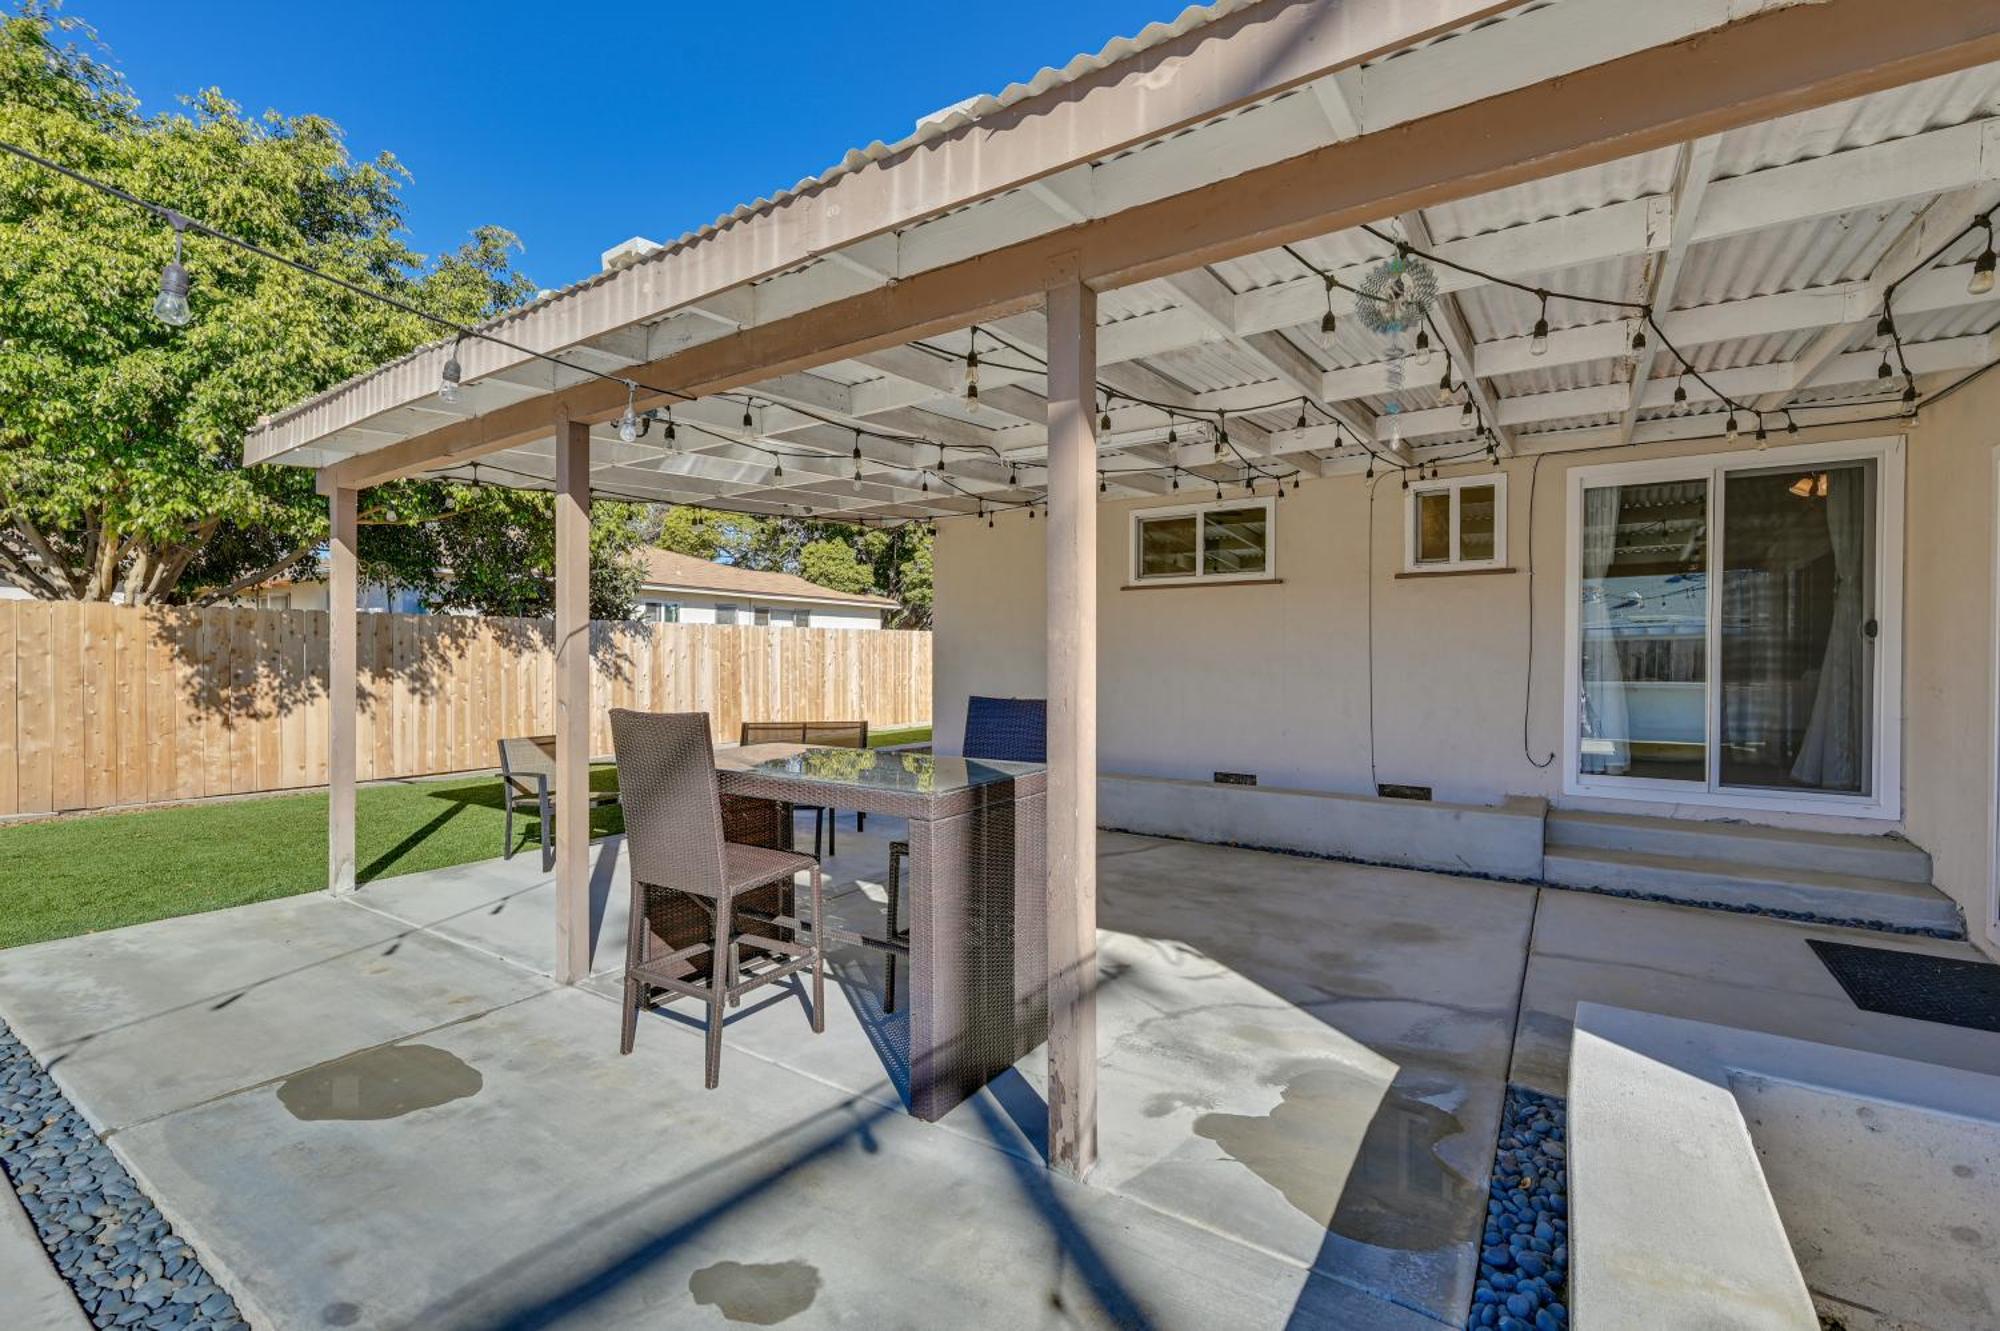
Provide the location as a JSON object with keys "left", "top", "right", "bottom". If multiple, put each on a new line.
{"left": 1043, "top": 273, "right": 1098, "bottom": 1179}
{"left": 553, "top": 414, "right": 592, "bottom": 984}
{"left": 327, "top": 486, "right": 358, "bottom": 894}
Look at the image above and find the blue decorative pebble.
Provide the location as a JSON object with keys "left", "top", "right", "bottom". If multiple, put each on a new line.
{"left": 0, "top": 1021, "right": 247, "bottom": 1329}
{"left": 1466, "top": 1088, "right": 1569, "bottom": 1331}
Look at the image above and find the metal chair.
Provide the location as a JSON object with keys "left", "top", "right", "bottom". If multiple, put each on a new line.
{"left": 498, "top": 735, "right": 618, "bottom": 868}
{"left": 612, "top": 710, "right": 825, "bottom": 1088}
{"left": 738, "top": 720, "right": 870, "bottom": 857}
{"left": 882, "top": 696, "right": 1046, "bottom": 1011}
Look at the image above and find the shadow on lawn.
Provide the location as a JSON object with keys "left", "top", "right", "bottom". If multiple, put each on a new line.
{"left": 355, "top": 773, "right": 625, "bottom": 885}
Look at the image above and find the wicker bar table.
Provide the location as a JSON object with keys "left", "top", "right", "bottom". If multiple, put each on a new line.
{"left": 717, "top": 743, "right": 1048, "bottom": 1121}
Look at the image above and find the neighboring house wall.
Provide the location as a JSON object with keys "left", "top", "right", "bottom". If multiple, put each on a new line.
{"left": 634, "top": 593, "right": 882, "bottom": 629}
{"left": 933, "top": 370, "right": 2000, "bottom": 956}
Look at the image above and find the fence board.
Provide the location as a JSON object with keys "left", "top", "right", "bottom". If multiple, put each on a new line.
{"left": 0, "top": 603, "right": 930, "bottom": 817}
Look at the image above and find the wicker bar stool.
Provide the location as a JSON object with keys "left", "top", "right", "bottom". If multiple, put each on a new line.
{"left": 883, "top": 696, "right": 1046, "bottom": 1012}
{"left": 612, "top": 709, "right": 825, "bottom": 1089}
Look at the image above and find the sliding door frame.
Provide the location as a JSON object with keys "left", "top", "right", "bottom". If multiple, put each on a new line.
{"left": 1562, "top": 435, "right": 1904, "bottom": 819}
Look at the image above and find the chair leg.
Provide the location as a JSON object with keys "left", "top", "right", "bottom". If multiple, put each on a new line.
{"left": 884, "top": 847, "right": 901, "bottom": 1014}
{"left": 705, "top": 900, "right": 731, "bottom": 1090}
{"left": 813, "top": 807, "right": 826, "bottom": 861}
{"left": 856, "top": 811, "right": 866, "bottom": 833}
{"left": 826, "top": 808, "right": 836, "bottom": 857}
{"left": 539, "top": 788, "right": 553, "bottom": 873}
{"left": 727, "top": 936, "right": 742, "bottom": 1008}
{"left": 619, "top": 977, "right": 640, "bottom": 1055}
{"left": 504, "top": 803, "right": 514, "bottom": 860}
{"left": 809, "top": 865, "right": 825, "bottom": 1034}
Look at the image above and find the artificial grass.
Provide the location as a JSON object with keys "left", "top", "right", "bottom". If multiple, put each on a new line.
{"left": 0, "top": 723, "right": 930, "bottom": 951}
{"left": 0, "top": 767, "right": 623, "bottom": 951}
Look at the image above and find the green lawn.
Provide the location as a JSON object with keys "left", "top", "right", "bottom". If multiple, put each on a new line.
{"left": 0, "top": 724, "right": 929, "bottom": 951}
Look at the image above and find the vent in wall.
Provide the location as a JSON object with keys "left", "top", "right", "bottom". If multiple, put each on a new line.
{"left": 1377, "top": 783, "right": 1433, "bottom": 801}
{"left": 1213, "top": 772, "right": 1257, "bottom": 786}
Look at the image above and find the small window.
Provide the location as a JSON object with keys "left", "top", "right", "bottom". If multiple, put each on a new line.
{"left": 1405, "top": 475, "right": 1506, "bottom": 572}
{"left": 1130, "top": 498, "right": 1275, "bottom": 585}
{"left": 714, "top": 604, "right": 739, "bottom": 625}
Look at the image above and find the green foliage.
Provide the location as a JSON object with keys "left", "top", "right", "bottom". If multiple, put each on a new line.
{"left": 649, "top": 506, "right": 933, "bottom": 627}
{"left": 0, "top": 3, "right": 553, "bottom": 608}
{"left": 361, "top": 490, "right": 648, "bottom": 621}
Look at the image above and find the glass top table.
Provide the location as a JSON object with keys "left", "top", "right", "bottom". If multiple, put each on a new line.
{"left": 715, "top": 742, "right": 1048, "bottom": 1121}
{"left": 721, "top": 745, "right": 1042, "bottom": 798}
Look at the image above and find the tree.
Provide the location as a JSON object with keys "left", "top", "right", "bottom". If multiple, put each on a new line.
{"left": 0, "top": 4, "right": 640, "bottom": 612}
{"left": 651, "top": 505, "right": 933, "bottom": 628}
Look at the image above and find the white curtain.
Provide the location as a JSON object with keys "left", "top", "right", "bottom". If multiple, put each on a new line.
{"left": 1580, "top": 486, "right": 1630, "bottom": 775}
{"left": 1792, "top": 470, "right": 1866, "bottom": 789}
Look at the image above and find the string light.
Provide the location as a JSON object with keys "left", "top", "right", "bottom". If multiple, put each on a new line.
{"left": 437, "top": 337, "right": 464, "bottom": 404}
{"left": 964, "top": 331, "right": 980, "bottom": 410}
{"left": 1319, "top": 275, "right": 1338, "bottom": 341}
{"left": 152, "top": 214, "right": 191, "bottom": 327}
{"left": 616, "top": 382, "right": 644, "bottom": 443}
{"left": 1673, "top": 373, "right": 1688, "bottom": 405}
{"left": 743, "top": 402, "right": 755, "bottom": 430}
{"left": 1630, "top": 318, "right": 1648, "bottom": 355}
{"left": 1414, "top": 327, "right": 1432, "bottom": 366}
{"left": 1726, "top": 412, "right": 1741, "bottom": 442}
{"left": 1529, "top": 290, "right": 1551, "bottom": 357}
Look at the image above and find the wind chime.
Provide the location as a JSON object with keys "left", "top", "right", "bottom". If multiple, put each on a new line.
{"left": 1355, "top": 245, "right": 1440, "bottom": 463}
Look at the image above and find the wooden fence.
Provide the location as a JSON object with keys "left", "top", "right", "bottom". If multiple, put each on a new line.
{"left": 0, "top": 601, "right": 932, "bottom": 818}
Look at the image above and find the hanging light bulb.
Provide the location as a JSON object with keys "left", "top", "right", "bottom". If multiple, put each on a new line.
{"left": 1726, "top": 412, "right": 1740, "bottom": 442}
{"left": 1785, "top": 411, "right": 1799, "bottom": 436}
{"left": 1460, "top": 399, "right": 1474, "bottom": 427}
{"left": 1215, "top": 482, "right": 1224, "bottom": 503}
{"left": 664, "top": 408, "right": 677, "bottom": 448}
{"left": 1365, "top": 458, "right": 1374, "bottom": 480}
{"left": 1877, "top": 353, "right": 1894, "bottom": 380}
{"left": 153, "top": 215, "right": 192, "bottom": 327}
{"left": 1319, "top": 276, "right": 1338, "bottom": 343}
{"left": 1027, "top": 504, "right": 1035, "bottom": 520}
{"left": 1529, "top": 291, "right": 1550, "bottom": 357}
{"left": 616, "top": 382, "right": 642, "bottom": 444}
{"left": 1296, "top": 402, "right": 1309, "bottom": 431}
{"left": 438, "top": 339, "right": 464, "bottom": 404}
{"left": 1902, "top": 378, "right": 1919, "bottom": 416}
{"left": 1875, "top": 312, "right": 1895, "bottom": 343}
{"left": 964, "top": 333, "right": 980, "bottom": 410}
{"left": 1170, "top": 472, "right": 1180, "bottom": 491}
{"left": 1414, "top": 327, "right": 1433, "bottom": 366}
{"left": 919, "top": 471, "right": 928, "bottom": 493}
{"left": 1630, "top": 321, "right": 1647, "bottom": 356}
{"left": 773, "top": 455, "right": 783, "bottom": 478}
{"left": 1754, "top": 418, "right": 1769, "bottom": 448}
{"left": 1970, "top": 227, "right": 1996, "bottom": 296}
{"left": 1008, "top": 462, "right": 1019, "bottom": 487}
{"left": 742, "top": 402, "right": 755, "bottom": 430}
{"left": 1098, "top": 399, "right": 1112, "bottom": 434}
{"left": 1166, "top": 419, "right": 1179, "bottom": 447}
{"left": 1439, "top": 366, "right": 1454, "bottom": 395}
{"left": 851, "top": 431, "right": 864, "bottom": 486}
{"left": 1673, "top": 374, "right": 1688, "bottom": 405}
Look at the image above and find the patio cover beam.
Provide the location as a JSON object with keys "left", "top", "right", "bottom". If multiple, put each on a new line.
{"left": 1044, "top": 271, "right": 1098, "bottom": 1181}
{"left": 327, "top": 487, "right": 358, "bottom": 895}
{"left": 554, "top": 415, "right": 592, "bottom": 985}
{"left": 309, "top": 0, "right": 2000, "bottom": 495}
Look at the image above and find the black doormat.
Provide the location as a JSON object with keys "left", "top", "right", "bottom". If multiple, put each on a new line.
{"left": 1809, "top": 939, "right": 2000, "bottom": 1034}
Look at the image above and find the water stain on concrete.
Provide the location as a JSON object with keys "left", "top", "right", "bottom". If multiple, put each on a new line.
{"left": 277, "top": 1044, "right": 482, "bottom": 1121}
{"left": 1142, "top": 1089, "right": 1216, "bottom": 1118}
{"left": 688, "top": 1259, "right": 821, "bottom": 1325}
{"left": 1195, "top": 1067, "right": 1475, "bottom": 1252}
{"left": 320, "top": 1301, "right": 362, "bottom": 1325}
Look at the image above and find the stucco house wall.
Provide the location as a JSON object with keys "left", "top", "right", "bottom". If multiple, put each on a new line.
{"left": 933, "top": 370, "right": 2000, "bottom": 955}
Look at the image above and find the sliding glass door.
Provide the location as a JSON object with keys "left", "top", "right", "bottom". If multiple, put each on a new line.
{"left": 1569, "top": 443, "right": 1899, "bottom": 814}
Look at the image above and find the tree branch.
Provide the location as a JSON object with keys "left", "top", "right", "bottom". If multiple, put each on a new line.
{"left": 191, "top": 539, "right": 319, "bottom": 606}
{"left": 10, "top": 518, "right": 80, "bottom": 597}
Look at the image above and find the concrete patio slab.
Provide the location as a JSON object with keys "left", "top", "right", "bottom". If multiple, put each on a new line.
{"left": 0, "top": 1178, "right": 89, "bottom": 1331}
{"left": 1510, "top": 889, "right": 2000, "bottom": 1094}
{"left": 0, "top": 891, "right": 553, "bottom": 1132}
{"left": 89, "top": 961, "right": 1438, "bottom": 1331}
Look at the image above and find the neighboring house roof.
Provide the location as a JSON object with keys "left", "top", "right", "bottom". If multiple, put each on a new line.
{"left": 636, "top": 549, "right": 896, "bottom": 609}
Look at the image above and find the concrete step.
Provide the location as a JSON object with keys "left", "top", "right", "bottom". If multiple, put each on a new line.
{"left": 1540, "top": 845, "right": 1965, "bottom": 936}
{"left": 1544, "top": 809, "right": 1932, "bottom": 883}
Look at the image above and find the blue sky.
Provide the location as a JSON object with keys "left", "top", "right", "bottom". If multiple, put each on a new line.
{"left": 70, "top": 0, "right": 1178, "bottom": 291}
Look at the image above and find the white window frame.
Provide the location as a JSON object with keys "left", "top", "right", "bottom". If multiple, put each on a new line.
{"left": 1561, "top": 435, "right": 1905, "bottom": 820}
{"left": 1405, "top": 473, "right": 1508, "bottom": 572}
{"left": 1127, "top": 496, "right": 1276, "bottom": 586}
